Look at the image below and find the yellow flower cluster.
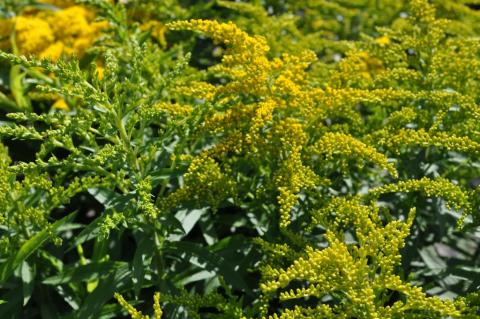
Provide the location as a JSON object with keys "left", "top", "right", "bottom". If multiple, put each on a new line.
{"left": 137, "top": 177, "right": 160, "bottom": 220}
{"left": 306, "top": 87, "right": 416, "bottom": 133}
{"left": 262, "top": 197, "right": 463, "bottom": 318}
{"left": 115, "top": 292, "right": 163, "bottom": 319}
{"left": 330, "top": 50, "right": 385, "bottom": 87}
{"left": 253, "top": 238, "right": 295, "bottom": 262}
{"left": 375, "top": 35, "right": 391, "bottom": 46}
{"left": 167, "top": 20, "right": 324, "bottom": 229}
{"left": 161, "top": 155, "right": 236, "bottom": 211}
{"left": 52, "top": 98, "right": 69, "bottom": 111}
{"left": 311, "top": 132, "right": 398, "bottom": 177}
{"left": 167, "top": 19, "right": 269, "bottom": 64}
{"left": 272, "top": 118, "right": 319, "bottom": 228}
{"left": 264, "top": 305, "right": 338, "bottom": 319}
{"left": 379, "top": 128, "right": 480, "bottom": 155}
{"left": 153, "top": 293, "right": 163, "bottom": 319}
{"left": 168, "top": 19, "right": 316, "bottom": 99}
{"left": 0, "top": 4, "right": 107, "bottom": 60}
{"left": 139, "top": 102, "right": 192, "bottom": 121}
{"left": 140, "top": 21, "right": 167, "bottom": 48}
{"left": 173, "top": 81, "right": 217, "bottom": 101}
{"left": 368, "top": 177, "right": 472, "bottom": 227}
{"left": 164, "top": 9, "right": 480, "bottom": 317}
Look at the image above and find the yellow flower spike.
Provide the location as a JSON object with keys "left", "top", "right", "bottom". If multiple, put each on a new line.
{"left": 153, "top": 292, "right": 163, "bottom": 319}
{"left": 114, "top": 293, "right": 149, "bottom": 319}
{"left": 312, "top": 132, "right": 398, "bottom": 178}
{"left": 161, "top": 155, "right": 236, "bottom": 211}
{"left": 380, "top": 128, "right": 480, "bottom": 155}
{"left": 265, "top": 192, "right": 466, "bottom": 318}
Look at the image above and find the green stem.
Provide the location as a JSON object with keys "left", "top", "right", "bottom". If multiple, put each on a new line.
{"left": 114, "top": 109, "right": 141, "bottom": 181}
{"left": 154, "top": 227, "right": 166, "bottom": 282}
{"left": 9, "top": 32, "right": 30, "bottom": 111}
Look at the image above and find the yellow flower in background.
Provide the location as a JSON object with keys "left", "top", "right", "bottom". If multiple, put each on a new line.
{"left": 14, "top": 16, "right": 54, "bottom": 54}
{"left": 375, "top": 35, "right": 391, "bottom": 46}
{"left": 38, "top": 0, "right": 76, "bottom": 8}
{"left": 52, "top": 98, "right": 69, "bottom": 111}
{"left": 0, "top": 2, "right": 108, "bottom": 111}
{"left": 0, "top": 19, "right": 14, "bottom": 50}
{"left": 0, "top": 4, "right": 107, "bottom": 60}
{"left": 48, "top": 6, "right": 92, "bottom": 38}
{"left": 140, "top": 21, "right": 167, "bottom": 48}
{"left": 39, "top": 41, "right": 64, "bottom": 61}
{"left": 96, "top": 61, "right": 105, "bottom": 80}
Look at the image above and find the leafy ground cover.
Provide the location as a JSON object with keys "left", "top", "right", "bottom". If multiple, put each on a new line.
{"left": 0, "top": 0, "right": 480, "bottom": 318}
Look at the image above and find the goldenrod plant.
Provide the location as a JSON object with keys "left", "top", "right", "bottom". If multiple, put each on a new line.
{"left": 0, "top": 0, "right": 479, "bottom": 318}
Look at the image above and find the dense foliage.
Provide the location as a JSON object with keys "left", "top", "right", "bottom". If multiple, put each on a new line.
{"left": 0, "top": 0, "right": 480, "bottom": 318}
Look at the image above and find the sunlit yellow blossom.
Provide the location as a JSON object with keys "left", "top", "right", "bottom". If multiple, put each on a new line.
{"left": 46, "top": 6, "right": 106, "bottom": 57}
{"left": 168, "top": 19, "right": 271, "bottom": 95}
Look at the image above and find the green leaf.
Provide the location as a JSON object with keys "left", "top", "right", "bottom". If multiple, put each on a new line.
{"left": 0, "top": 212, "right": 75, "bottom": 284}
{"left": 175, "top": 269, "right": 215, "bottom": 286}
{"left": 42, "top": 261, "right": 127, "bottom": 285}
{"left": 76, "top": 262, "right": 131, "bottom": 319}
{"left": 167, "top": 208, "right": 205, "bottom": 241}
{"left": 166, "top": 241, "right": 251, "bottom": 294}
{"left": 132, "top": 234, "right": 153, "bottom": 297}
{"left": 419, "top": 246, "right": 447, "bottom": 274}
{"left": 69, "top": 188, "right": 135, "bottom": 249}
{"left": 70, "top": 217, "right": 103, "bottom": 249}
{"left": 97, "top": 304, "right": 125, "bottom": 319}
{"left": 38, "top": 284, "right": 60, "bottom": 319}
{"left": 10, "top": 65, "right": 30, "bottom": 110}
{"left": 53, "top": 284, "right": 80, "bottom": 311}
{"left": 88, "top": 188, "right": 134, "bottom": 211}
{"left": 0, "top": 287, "right": 22, "bottom": 319}
{"left": 0, "top": 91, "right": 19, "bottom": 112}
{"left": 21, "top": 261, "right": 34, "bottom": 306}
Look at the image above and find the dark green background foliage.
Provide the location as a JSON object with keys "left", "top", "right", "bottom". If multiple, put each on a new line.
{"left": 0, "top": 0, "right": 480, "bottom": 318}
